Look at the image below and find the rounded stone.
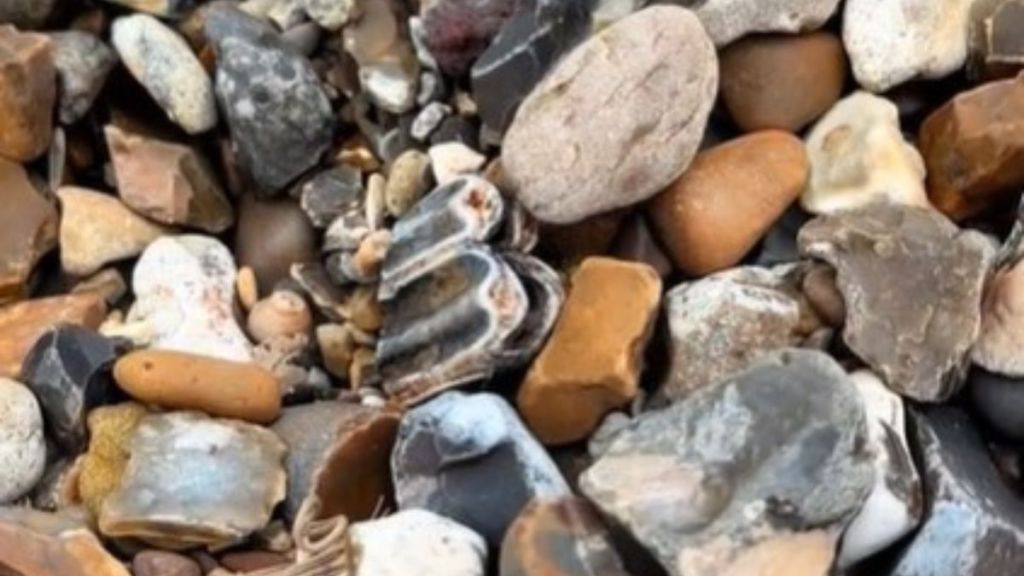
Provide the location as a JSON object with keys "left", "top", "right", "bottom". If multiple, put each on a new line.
{"left": 720, "top": 32, "right": 847, "bottom": 133}
{"left": 693, "top": 0, "right": 842, "bottom": 47}
{"left": 247, "top": 290, "right": 312, "bottom": 344}
{"left": 0, "top": 378, "right": 46, "bottom": 503}
{"left": 502, "top": 6, "right": 717, "bottom": 224}
{"left": 236, "top": 198, "right": 318, "bottom": 290}
{"left": 646, "top": 131, "right": 809, "bottom": 276}
{"left": 133, "top": 550, "right": 202, "bottom": 576}
{"left": 385, "top": 149, "right": 431, "bottom": 218}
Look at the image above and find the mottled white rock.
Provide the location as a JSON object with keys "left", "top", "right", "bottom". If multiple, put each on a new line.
{"left": 303, "top": 0, "right": 356, "bottom": 30}
{"left": 127, "top": 235, "right": 253, "bottom": 361}
{"left": 0, "top": 378, "right": 46, "bottom": 504}
{"left": 502, "top": 6, "right": 717, "bottom": 224}
{"left": 111, "top": 14, "right": 217, "bottom": 134}
{"left": 843, "top": 0, "right": 975, "bottom": 92}
{"left": 802, "top": 92, "right": 930, "bottom": 215}
{"left": 350, "top": 510, "right": 487, "bottom": 576}
{"left": 428, "top": 142, "right": 485, "bottom": 186}
{"left": 48, "top": 31, "right": 117, "bottom": 125}
{"left": 838, "top": 370, "right": 923, "bottom": 567}
{"left": 692, "top": 0, "right": 842, "bottom": 47}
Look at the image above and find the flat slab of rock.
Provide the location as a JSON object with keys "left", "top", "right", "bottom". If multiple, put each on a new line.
{"left": 888, "top": 407, "right": 1024, "bottom": 575}
{"left": 658, "top": 264, "right": 820, "bottom": 403}
{"left": 798, "top": 203, "right": 992, "bottom": 402}
{"left": 502, "top": 6, "right": 717, "bottom": 224}
{"left": 581, "top": 349, "right": 872, "bottom": 576}
{"left": 392, "top": 392, "right": 570, "bottom": 546}
{"left": 518, "top": 257, "right": 661, "bottom": 445}
{"left": 351, "top": 509, "right": 487, "bottom": 576}
{"left": 0, "top": 507, "right": 130, "bottom": 576}
{"left": 691, "top": 0, "right": 841, "bottom": 47}
{"left": 0, "top": 25, "right": 54, "bottom": 161}
{"left": 0, "top": 293, "right": 106, "bottom": 378}
{"left": 919, "top": 75, "right": 1024, "bottom": 221}
{"left": 0, "top": 157, "right": 57, "bottom": 304}
{"left": 48, "top": 31, "right": 116, "bottom": 125}
{"left": 99, "top": 411, "right": 286, "bottom": 549}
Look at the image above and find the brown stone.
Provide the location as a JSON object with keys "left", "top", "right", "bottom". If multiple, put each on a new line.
{"left": 105, "top": 124, "right": 233, "bottom": 233}
{"left": 219, "top": 551, "right": 288, "bottom": 572}
{"left": 236, "top": 197, "right": 317, "bottom": 290}
{"left": 974, "top": 257, "right": 1024, "bottom": 376}
{"left": 919, "top": 75, "right": 1024, "bottom": 220}
{"left": 133, "top": 550, "right": 201, "bottom": 576}
{"left": 78, "top": 403, "right": 148, "bottom": 518}
{"left": 500, "top": 497, "right": 629, "bottom": 576}
{"left": 0, "top": 26, "right": 55, "bottom": 161}
{"left": 518, "top": 257, "right": 661, "bottom": 445}
{"left": 0, "top": 507, "right": 130, "bottom": 576}
{"left": 113, "top": 349, "right": 282, "bottom": 424}
{"left": 646, "top": 131, "right": 809, "bottom": 276}
{"left": 538, "top": 210, "right": 626, "bottom": 269}
{"left": 0, "top": 293, "right": 106, "bottom": 378}
{"left": 0, "top": 157, "right": 57, "bottom": 304}
{"left": 802, "top": 264, "right": 845, "bottom": 328}
{"left": 720, "top": 32, "right": 847, "bottom": 133}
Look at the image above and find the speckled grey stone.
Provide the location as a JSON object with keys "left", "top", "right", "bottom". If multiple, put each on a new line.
{"left": 676, "top": 0, "right": 842, "bottom": 47}
{"left": 48, "top": 32, "right": 116, "bottom": 125}
{"left": 0, "top": 378, "right": 46, "bottom": 504}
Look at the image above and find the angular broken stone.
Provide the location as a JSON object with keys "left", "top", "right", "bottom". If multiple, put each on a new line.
{"left": 48, "top": 31, "right": 117, "bottom": 125}
{"left": 421, "top": 0, "right": 517, "bottom": 75}
{"left": 0, "top": 507, "right": 130, "bottom": 576}
{"left": 392, "top": 392, "right": 570, "bottom": 546}
{"left": 0, "top": 25, "right": 55, "bottom": 161}
{"left": 837, "top": 370, "right": 922, "bottom": 568}
{"left": 500, "top": 497, "right": 629, "bottom": 576}
{"left": 271, "top": 401, "right": 400, "bottom": 524}
{"left": 798, "top": 203, "right": 993, "bottom": 402}
{"left": 919, "top": 75, "right": 1024, "bottom": 221}
{"left": 502, "top": 6, "right": 717, "bottom": 224}
{"left": 888, "top": 407, "right": 1024, "bottom": 575}
{"left": 580, "top": 349, "right": 873, "bottom": 576}
{"left": 0, "top": 157, "right": 57, "bottom": 304}
{"left": 969, "top": 0, "right": 1024, "bottom": 80}
{"left": 0, "top": 293, "right": 107, "bottom": 378}
{"left": 342, "top": 0, "right": 420, "bottom": 114}
{"left": 470, "top": 0, "right": 591, "bottom": 135}
{"left": 378, "top": 176, "right": 562, "bottom": 404}
{"left": 350, "top": 509, "right": 488, "bottom": 576}
{"left": 128, "top": 235, "right": 253, "bottom": 362}
{"left": 106, "top": 125, "right": 233, "bottom": 233}
{"left": 99, "top": 411, "right": 286, "bottom": 549}
{"left": 57, "top": 186, "right": 169, "bottom": 277}
{"left": 300, "top": 165, "right": 364, "bottom": 228}
{"left": 658, "top": 264, "right": 821, "bottom": 403}
{"left": 20, "top": 326, "right": 121, "bottom": 454}
{"left": 78, "top": 402, "right": 148, "bottom": 519}
{"left": 207, "top": 5, "right": 333, "bottom": 193}
{"left": 112, "top": 14, "right": 217, "bottom": 135}
{"left": 518, "top": 257, "right": 660, "bottom": 445}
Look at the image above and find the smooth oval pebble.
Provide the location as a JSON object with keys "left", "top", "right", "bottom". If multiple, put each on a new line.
{"left": 0, "top": 377, "right": 46, "bottom": 503}
{"left": 113, "top": 349, "right": 281, "bottom": 424}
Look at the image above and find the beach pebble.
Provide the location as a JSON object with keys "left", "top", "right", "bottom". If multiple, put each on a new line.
{"left": 0, "top": 26, "right": 55, "bottom": 161}
{"left": 0, "top": 378, "right": 46, "bottom": 503}
{"left": 350, "top": 509, "right": 487, "bottom": 576}
{"left": 0, "top": 158, "right": 57, "bottom": 304}
{"left": 48, "top": 31, "right": 117, "bottom": 125}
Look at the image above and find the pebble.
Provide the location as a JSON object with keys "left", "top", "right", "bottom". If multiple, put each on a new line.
{"left": 919, "top": 75, "right": 1024, "bottom": 221}
{"left": 0, "top": 507, "right": 130, "bottom": 576}
{"left": 411, "top": 102, "right": 451, "bottom": 141}
{"left": 342, "top": 0, "right": 420, "bottom": 114}
{"left": 580, "top": 349, "right": 872, "bottom": 576}
{"left": 302, "top": 0, "right": 356, "bottom": 30}
{"left": 0, "top": 378, "right": 46, "bottom": 503}
{"left": 350, "top": 509, "right": 487, "bottom": 576}
{"left": 503, "top": 6, "right": 717, "bottom": 224}
{"left": 0, "top": 157, "right": 57, "bottom": 304}
{"left": 392, "top": 392, "right": 570, "bottom": 546}
{"left": 57, "top": 186, "right": 169, "bottom": 277}
{"left": 271, "top": 401, "right": 399, "bottom": 524}
{"left": 975, "top": 255, "right": 1024, "bottom": 376}
{"left": 500, "top": 497, "right": 628, "bottom": 576}
{"left": 48, "top": 31, "right": 117, "bottom": 125}
{"left": 838, "top": 370, "right": 922, "bottom": 568}
{"left": 208, "top": 4, "right": 333, "bottom": 193}
{"left": 105, "top": 125, "right": 233, "bottom": 233}
{"left": 799, "top": 203, "right": 992, "bottom": 402}
{"left": 421, "top": 0, "right": 517, "bottom": 75}
{"left": 647, "top": 131, "right": 808, "bottom": 276}
{"left": 719, "top": 32, "right": 846, "bottom": 133}
{"left": 888, "top": 407, "right": 1024, "bottom": 575}
{"left": 801, "top": 263, "right": 845, "bottom": 327}
{"left": 78, "top": 402, "right": 147, "bottom": 518}
{"left": 72, "top": 269, "right": 128, "bottom": 306}
{"left": 247, "top": 290, "right": 312, "bottom": 344}
{"left": 20, "top": 326, "right": 120, "bottom": 454}
{"left": 316, "top": 324, "right": 357, "bottom": 380}
{"left": 659, "top": 265, "right": 821, "bottom": 403}
{"left": 0, "top": 0, "right": 57, "bottom": 29}
{"left": 470, "top": 0, "right": 591, "bottom": 135}
{"left": 802, "top": 92, "right": 929, "bottom": 215}
{"left": 385, "top": 149, "right": 431, "bottom": 218}
{"left": 693, "top": 0, "right": 841, "bottom": 47}
{"left": 0, "top": 293, "right": 107, "bottom": 378}
{"left": 219, "top": 551, "right": 288, "bottom": 572}
{"left": 428, "top": 142, "right": 485, "bottom": 186}
{"left": 518, "top": 257, "right": 661, "bottom": 445}
{"left": 112, "top": 14, "right": 217, "bottom": 135}
{"left": 236, "top": 198, "right": 318, "bottom": 290}
{"left": 133, "top": 551, "right": 202, "bottom": 576}
{"left": 0, "top": 26, "right": 55, "bottom": 161}
{"left": 969, "top": 0, "right": 1024, "bottom": 80}
{"left": 127, "top": 235, "right": 253, "bottom": 362}
{"left": 843, "top": 0, "right": 974, "bottom": 92}
{"left": 300, "top": 165, "right": 364, "bottom": 228}
{"left": 237, "top": 266, "right": 260, "bottom": 310}
{"left": 98, "top": 411, "right": 286, "bottom": 549}
{"left": 113, "top": 349, "right": 282, "bottom": 424}
{"left": 969, "top": 369, "right": 1024, "bottom": 441}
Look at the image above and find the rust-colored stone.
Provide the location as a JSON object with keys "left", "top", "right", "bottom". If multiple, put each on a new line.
{"left": 0, "top": 507, "right": 130, "bottom": 576}
{"left": 0, "top": 26, "right": 55, "bottom": 161}
{"left": 518, "top": 257, "right": 661, "bottom": 445}
{"left": 646, "top": 131, "right": 809, "bottom": 276}
{"left": 0, "top": 293, "right": 106, "bottom": 378}
{"left": 0, "top": 157, "right": 57, "bottom": 304}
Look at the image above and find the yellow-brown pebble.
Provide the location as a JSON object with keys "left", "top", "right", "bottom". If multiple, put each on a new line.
{"left": 113, "top": 350, "right": 282, "bottom": 424}
{"left": 78, "top": 402, "right": 148, "bottom": 518}
{"left": 517, "top": 257, "right": 661, "bottom": 445}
